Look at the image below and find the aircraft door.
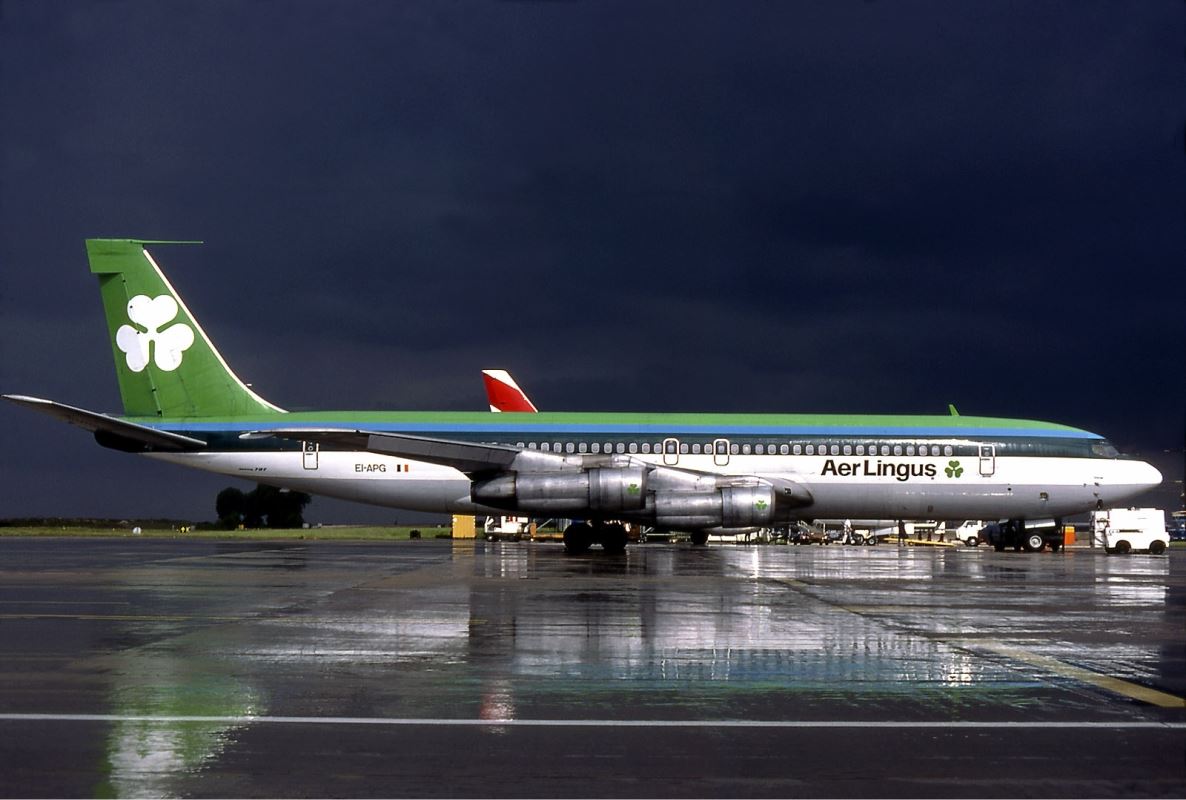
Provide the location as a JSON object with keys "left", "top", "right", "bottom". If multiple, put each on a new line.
{"left": 302, "top": 441, "right": 319, "bottom": 470}
{"left": 713, "top": 438, "right": 730, "bottom": 467}
{"left": 662, "top": 437, "right": 680, "bottom": 466}
{"left": 978, "top": 444, "right": 995, "bottom": 477}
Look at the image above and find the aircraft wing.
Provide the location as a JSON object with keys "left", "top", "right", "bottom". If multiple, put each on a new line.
{"left": 268, "top": 428, "right": 579, "bottom": 475}
{"left": 2, "top": 394, "right": 207, "bottom": 451}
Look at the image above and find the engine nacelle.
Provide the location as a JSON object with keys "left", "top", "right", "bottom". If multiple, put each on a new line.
{"left": 471, "top": 467, "right": 648, "bottom": 514}
{"left": 652, "top": 485, "right": 777, "bottom": 529}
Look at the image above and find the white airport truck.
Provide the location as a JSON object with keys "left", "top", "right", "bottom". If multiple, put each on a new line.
{"left": 483, "top": 514, "right": 530, "bottom": 542}
{"left": 1091, "top": 508, "right": 1169, "bottom": 555}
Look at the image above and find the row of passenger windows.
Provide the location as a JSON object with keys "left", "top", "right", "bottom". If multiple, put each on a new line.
{"left": 514, "top": 440, "right": 958, "bottom": 457}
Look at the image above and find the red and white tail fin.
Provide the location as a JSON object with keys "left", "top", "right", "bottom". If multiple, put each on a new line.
{"left": 482, "top": 369, "right": 539, "bottom": 412}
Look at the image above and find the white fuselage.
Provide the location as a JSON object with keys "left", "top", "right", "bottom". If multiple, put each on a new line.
{"left": 150, "top": 449, "right": 1161, "bottom": 522}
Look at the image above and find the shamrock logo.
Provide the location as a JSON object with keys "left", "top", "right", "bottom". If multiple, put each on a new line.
{"left": 115, "top": 295, "right": 195, "bottom": 373}
{"left": 627, "top": 483, "right": 641, "bottom": 495}
{"left": 754, "top": 499, "right": 769, "bottom": 511}
{"left": 944, "top": 460, "right": 964, "bottom": 478}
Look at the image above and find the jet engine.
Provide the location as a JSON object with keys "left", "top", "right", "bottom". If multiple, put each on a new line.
{"left": 652, "top": 485, "right": 777, "bottom": 529}
{"left": 471, "top": 467, "right": 648, "bottom": 513}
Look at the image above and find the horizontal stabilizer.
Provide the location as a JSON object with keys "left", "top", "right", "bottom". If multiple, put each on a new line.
{"left": 2, "top": 394, "right": 206, "bottom": 451}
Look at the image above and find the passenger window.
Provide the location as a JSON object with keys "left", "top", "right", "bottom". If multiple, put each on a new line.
{"left": 830, "top": 445, "right": 839, "bottom": 455}
{"left": 780, "top": 444, "right": 789, "bottom": 455}
{"left": 730, "top": 444, "right": 739, "bottom": 455}
{"left": 691, "top": 443, "right": 701, "bottom": 455}
{"left": 679, "top": 443, "right": 688, "bottom": 454}
{"left": 856, "top": 444, "right": 865, "bottom": 455}
{"left": 578, "top": 442, "right": 588, "bottom": 453}
{"left": 881, "top": 445, "right": 890, "bottom": 456}
{"left": 755, "top": 444, "right": 764, "bottom": 455}
{"left": 893, "top": 445, "right": 902, "bottom": 456}
{"left": 591, "top": 443, "right": 600, "bottom": 453}
{"left": 918, "top": 445, "right": 927, "bottom": 456}
{"left": 616, "top": 443, "right": 625, "bottom": 454}
{"left": 842, "top": 444, "right": 852, "bottom": 456}
{"left": 806, "top": 444, "right": 814, "bottom": 455}
{"left": 605, "top": 442, "right": 612, "bottom": 453}
{"left": 541, "top": 443, "right": 550, "bottom": 452}
{"left": 641, "top": 443, "right": 651, "bottom": 454}
{"left": 944, "top": 445, "right": 953, "bottom": 456}
{"left": 906, "top": 445, "right": 915, "bottom": 456}
{"left": 528, "top": 442, "right": 537, "bottom": 450}
{"left": 742, "top": 444, "right": 752, "bottom": 455}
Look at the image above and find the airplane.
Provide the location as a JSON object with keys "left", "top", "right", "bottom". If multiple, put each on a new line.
{"left": 3, "top": 239, "right": 1162, "bottom": 555}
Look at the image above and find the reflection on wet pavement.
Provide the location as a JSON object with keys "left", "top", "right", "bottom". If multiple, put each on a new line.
{"left": 0, "top": 539, "right": 1181, "bottom": 797}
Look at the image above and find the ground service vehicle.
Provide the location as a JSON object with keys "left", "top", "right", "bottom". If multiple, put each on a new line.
{"left": 1091, "top": 508, "right": 1169, "bottom": 554}
{"left": 981, "top": 519, "right": 1067, "bottom": 552}
{"left": 950, "top": 520, "right": 985, "bottom": 547}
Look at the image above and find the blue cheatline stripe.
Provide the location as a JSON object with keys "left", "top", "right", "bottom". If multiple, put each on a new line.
{"left": 152, "top": 421, "right": 1095, "bottom": 439}
{"left": 0, "top": 714, "right": 1182, "bottom": 729}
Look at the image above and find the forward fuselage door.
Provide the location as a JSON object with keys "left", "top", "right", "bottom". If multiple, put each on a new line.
{"left": 978, "top": 444, "right": 995, "bottom": 477}
{"left": 713, "top": 438, "right": 730, "bottom": 467}
{"left": 662, "top": 437, "right": 680, "bottom": 466}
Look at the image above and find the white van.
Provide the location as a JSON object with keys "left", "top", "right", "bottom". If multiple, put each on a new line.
{"left": 1091, "top": 508, "right": 1169, "bottom": 555}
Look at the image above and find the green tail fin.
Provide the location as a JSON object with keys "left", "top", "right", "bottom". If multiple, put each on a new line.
{"left": 87, "top": 239, "right": 284, "bottom": 418}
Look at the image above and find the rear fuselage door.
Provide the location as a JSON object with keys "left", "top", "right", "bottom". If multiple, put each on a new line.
{"left": 978, "top": 444, "right": 995, "bottom": 477}
{"left": 303, "top": 440, "right": 319, "bottom": 470}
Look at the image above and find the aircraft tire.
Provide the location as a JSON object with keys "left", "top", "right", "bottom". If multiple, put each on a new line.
{"left": 563, "top": 523, "right": 594, "bottom": 555}
{"left": 600, "top": 523, "right": 628, "bottom": 554}
{"left": 1023, "top": 533, "right": 1045, "bottom": 552}
{"left": 690, "top": 530, "right": 709, "bottom": 546}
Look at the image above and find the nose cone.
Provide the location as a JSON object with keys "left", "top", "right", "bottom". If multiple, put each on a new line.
{"left": 1138, "top": 460, "right": 1163, "bottom": 490}
{"left": 1111, "top": 460, "right": 1163, "bottom": 504}
{"left": 1094, "top": 459, "right": 1163, "bottom": 509}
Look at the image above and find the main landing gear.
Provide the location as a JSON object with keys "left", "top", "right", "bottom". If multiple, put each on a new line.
{"left": 563, "top": 522, "right": 628, "bottom": 555}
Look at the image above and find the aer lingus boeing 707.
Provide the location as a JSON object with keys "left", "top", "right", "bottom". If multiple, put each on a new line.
{"left": 4, "top": 240, "right": 1161, "bottom": 553}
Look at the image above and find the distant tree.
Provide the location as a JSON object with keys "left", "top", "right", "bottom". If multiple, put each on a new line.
{"left": 258, "top": 485, "right": 312, "bottom": 529}
{"left": 216, "top": 484, "right": 312, "bottom": 529}
{"left": 215, "top": 487, "right": 245, "bottom": 529}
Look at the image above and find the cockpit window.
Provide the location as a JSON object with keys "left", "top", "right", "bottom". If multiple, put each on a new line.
{"left": 1091, "top": 439, "right": 1120, "bottom": 458}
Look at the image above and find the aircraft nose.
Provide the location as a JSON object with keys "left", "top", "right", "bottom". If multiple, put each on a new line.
{"left": 1139, "top": 461, "right": 1163, "bottom": 489}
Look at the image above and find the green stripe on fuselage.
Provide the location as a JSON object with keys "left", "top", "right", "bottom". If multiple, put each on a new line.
{"left": 123, "top": 410, "right": 1097, "bottom": 439}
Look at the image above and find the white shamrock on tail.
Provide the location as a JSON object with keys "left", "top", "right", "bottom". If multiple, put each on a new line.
{"left": 116, "top": 295, "right": 195, "bottom": 372}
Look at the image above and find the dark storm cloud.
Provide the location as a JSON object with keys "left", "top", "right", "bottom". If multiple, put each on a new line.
{"left": 1, "top": 1, "right": 1182, "bottom": 520}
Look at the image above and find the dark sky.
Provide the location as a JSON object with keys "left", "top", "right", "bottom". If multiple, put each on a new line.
{"left": 2, "top": 1, "right": 1183, "bottom": 523}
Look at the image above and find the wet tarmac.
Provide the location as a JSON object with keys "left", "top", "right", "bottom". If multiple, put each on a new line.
{"left": 0, "top": 537, "right": 1182, "bottom": 798}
